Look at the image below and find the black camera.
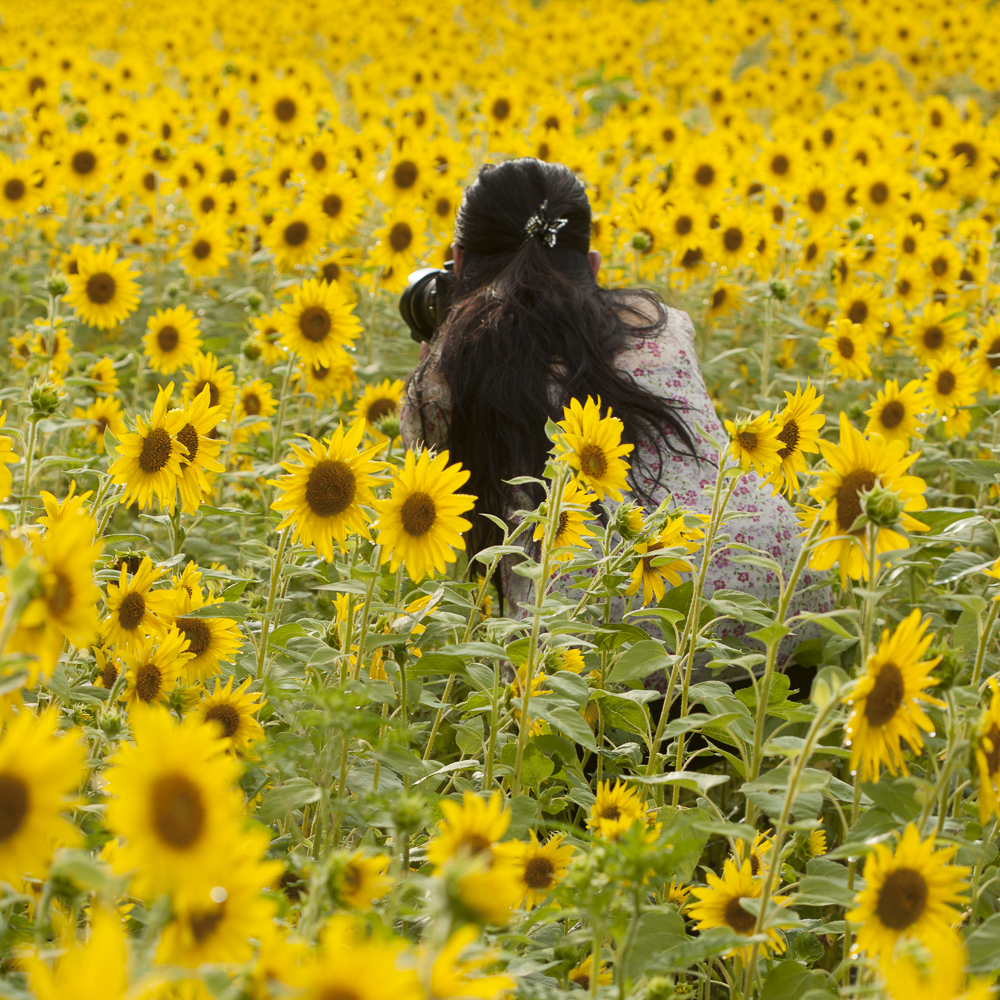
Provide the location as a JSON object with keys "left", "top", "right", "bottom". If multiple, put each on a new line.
{"left": 398, "top": 261, "right": 456, "bottom": 344}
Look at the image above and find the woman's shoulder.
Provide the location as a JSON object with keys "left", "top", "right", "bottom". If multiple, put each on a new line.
{"left": 614, "top": 301, "right": 697, "bottom": 360}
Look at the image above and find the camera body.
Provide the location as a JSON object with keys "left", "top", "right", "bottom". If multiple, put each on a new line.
{"left": 398, "top": 261, "right": 456, "bottom": 344}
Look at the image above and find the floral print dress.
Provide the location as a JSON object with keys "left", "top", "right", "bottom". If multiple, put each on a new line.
{"left": 400, "top": 306, "right": 832, "bottom": 676}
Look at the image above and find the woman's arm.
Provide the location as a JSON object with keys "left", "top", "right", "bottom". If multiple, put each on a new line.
{"left": 399, "top": 346, "right": 453, "bottom": 453}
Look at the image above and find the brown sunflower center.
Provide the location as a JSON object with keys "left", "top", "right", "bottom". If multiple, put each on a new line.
{"left": 190, "top": 905, "right": 225, "bottom": 943}
{"left": 100, "top": 659, "right": 119, "bottom": 689}
{"left": 365, "top": 398, "right": 396, "bottom": 423}
{"left": 319, "top": 989, "right": 361, "bottom": 1000}
{"left": 138, "top": 426, "right": 173, "bottom": 474}
{"left": 936, "top": 370, "right": 956, "bottom": 395}
{"left": 322, "top": 193, "right": 343, "bottom": 219}
{"left": 874, "top": 867, "right": 927, "bottom": 930}
{"left": 523, "top": 855, "right": 556, "bottom": 889}
{"left": 902, "top": 236, "right": 916, "bottom": 254}
{"left": 157, "top": 325, "right": 179, "bottom": 352}
{"left": 400, "top": 492, "right": 437, "bottom": 536}
{"left": 305, "top": 459, "right": 356, "bottom": 517}
{"left": 578, "top": 444, "right": 608, "bottom": 478}
{"left": 981, "top": 723, "right": 1000, "bottom": 776}
{"left": 675, "top": 215, "right": 693, "bottom": 236}
{"left": 777, "top": 418, "right": 799, "bottom": 459}
{"left": 491, "top": 97, "right": 511, "bottom": 121}
{"left": 723, "top": 227, "right": 743, "bottom": 252}
{"left": 389, "top": 222, "right": 413, "bottom": 252}
{"left": 837, "top": 336, "right": 856, "bottom": 359}
{"left": 322, "top": 262, "right": 341, "bottom": 282}
{"left": 205, "top": 703, "right": 241, "bottom": 739}
{"left": 985, "top": 338, "right": 1000, "bottom": 370}
{"left": 299, "top": 306, "right": 332, "bottom": 342}
{"left": 599, "top": 804, "right": 621, "bottom": 821}
{"left": 0, "top": 772, "right": 29, "bottom": 841}
{"left": 284, "top": 220, "right": 308, "bottom": 247}
{"left": 694, "top": 164, "right": 715, "bottom": 186}
{"left": 848, "top": 301, "right": 868, "bottom": 324}
{"left": 177, "top": 423, "right": 199, "bottom": 469}
{"left": 834, "top": 469, "right": 877, "bottom": 532}
{"left": 177, "top": 618, "right": 211, "bottom": 657}
{"left": 135, "top": 662, "right": 163, "bottom": 702}
{"left": 808, "top": 189, "right": 826, "bottom": 212}
{"left": 922, "top": 326, "right": 944, "bottom": 350}
{"left": 770, "top": 154, "right": 790, "bottom": 175}
{"left": 118, "top": 590, "right": 147, "bottom": 631}
{"left": 713, "top": 287, "right": 727, "bottom": 308}
{"left": 556, "top": 510, "right": 570, "bottom": 538}
{"left": 870, "top": 182, "right": 889, "bottom": 204}
{"left": 311, "top": 151, "right": 327, "bottom": 172}
{"left": 72, "top": 149, "right": 97, "bottom": 175}
{"left": 463, "top": 833, "right": 492, "bottom": 855}
{"left": 879, "top": 400, "right": 905, "bottom": 429}
{"left": 393, "top": 161, "right": 418, "bottom": 189}
{"left": 274, "top": 97, "right": 296, "bottom": 122}
{"left": 192, "top": 239, "right": 212, "bottom": 260}
{"left": 243, "top": 393, "right": 262, "bottom": 415}
{"left": 192, "top": 380, "right": 220, "bottom": 407}
{"left": 952, "top": 141, "right": 977, "bottom": 166}
{"left": 48, "top": 571, "right": 73, "bottom": 615}
{"left": 737, "top": 431, "right": 758, "bottom": 451}
{"left": 724, "top": 895, "right": 757, "bottom": 934}
{"left": 200, "top": 195, "right": 217, "bottom": 213}
{"left": 931, "top": 256, "right": 948, "bottom": 277}
{"left": 681, "top": 247, "right": 704, "bottom": 268}
{"left": 4, "top": 178, "right": 25, "bottom": 201}
{"left": 151, "top": 773, "right": 206, "bottom": 848}
{"left": 864, "top": 662, "right": 905, "bottom": 726}
{"left": 86, "top": 272, "right": 116, "bottom": 305}
{"left": 434, "top": 196, "right": 451, "bottom": 218}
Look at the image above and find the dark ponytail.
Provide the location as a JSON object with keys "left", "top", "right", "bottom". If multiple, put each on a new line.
{"left": 416, "top": 157, "right": 697, "bottom": 569}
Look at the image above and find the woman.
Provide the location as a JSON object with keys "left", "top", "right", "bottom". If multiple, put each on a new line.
{"left": 400, "top": 158, "right": 830, "bottom": 660}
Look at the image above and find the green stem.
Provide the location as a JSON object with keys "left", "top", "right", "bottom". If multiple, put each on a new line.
{"left": 860, "top": 521, "right": 880, "bottom": 669}
{"left": 973, "top": 599, "right": 999, "bottom": 689}
{"left": 270, "top": 351, "right": 297, "bottom": 465}
{"left": 17, "top": 418, "right": 38, "bottom": 527}
{"left": 257, "top": 527, "right": 290, "bottom": 679}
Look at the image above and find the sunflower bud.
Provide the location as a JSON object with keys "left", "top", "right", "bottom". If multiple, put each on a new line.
{"left": 390, "top": 793, "right": 427, "bottom": 836}
{"left": 614, "top": 501, "right": 646, "bottom": 541}
{"left": 165, "top": 281, "right": 182, "bottom": 299}
{"left": 862, "top": 482, "right": 905, "bottom": 529}
{"left": 71, "top": 108, "right": 90, "bottom": 129}
{"left": 243, "top": 340, "right": 262, "bottom": 362}
{"left": 768, "top": 279, "right": 789, "bottom": 301}
{"left": 630, "top": 231, "right": 652, "bottom": 252}
{"left": 45, "top": 274, "right": 70, "bottom": 297}
{"left": 29, "top": 380, "right": 62, "bottom": 421}
{"left": 377, "top": 414, "right": 401, "bottom": 440}
{"left": 246, "top": 289, "right": 264, "bottom": 311}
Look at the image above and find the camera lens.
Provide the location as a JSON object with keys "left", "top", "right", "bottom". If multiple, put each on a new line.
{"left": 398, "top": 262, "right": 455, "bottom": 344}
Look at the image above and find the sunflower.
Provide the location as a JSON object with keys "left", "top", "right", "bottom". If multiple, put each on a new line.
{"left": 337, "top": 851, "right": 393, "bottom": 910}
{"left": 108, "top": 382, "right": 188, "bottom": 513}
{"left": 65, "top": 245, "right": 141, "bottom": 330}
{"left": 587, "top": 780, "right": 650, "bottom": 840}
{"left": 548, "top": 647, "right": 587, "bottom": 674}
{"left": 768, "top": 381, "right": 825, "bottom": 495}
{"left": 379, "top": 151, "right": 432, "bottom": 204}
{"left": 905, "top": 302, "right": 965, "bottom": 363}
{"left": 305, "top": 175, "right": 366, "bottom": 242}
{"left": 725, "top": 411, "right": 783, "bottom": 478}
{"left": 924, "top": 240, "right": 964, "bottom": 292}
{"left": 103, "top": 710, "right": 245, "bottom": 903}
{"left": 972, "top": 678, "right": 1000, "bottom": 826}
{"left": 173, "top": 385, "right": 225, "bottom": 514}
{"left": 533, "top": 479, "right": 597, "bottom": 560}
{"left": 74, "top": 395, "right": 126, "bottom": 452}
{"left": 879, "top": 931, "right": 990, "bottom": 1000}
{"left": 837, "top": 282, "right": 885, "bottom": 341}
{"left": 844, "top": 610, "right": 944, "bottom": 783}
{"left": 795, "top": 165, "right": 837, "bottom": 234}
{"left": 120, "top": 628, "right": 192, "bottom": 713}
{"left": 819, "top": 317, "right": 872, "bottom": 381}
{"left": 922, "top": 351, "right": 976, "bottom": 417}
{"left": 627, "top": 514, "right": 702, "bottom": 606}
{"left": 102, "top": 555, "right": 178, "bottom": 651}
{"left": 179, "top": 219, "right": 232, "bottom": 279}
{"left": 260, "top": 81, "right": 312, "bottom": 139}
{"left": 194, "top": 676, "right": 265, "bottom": 750}
{"left": 1, "top": 512, "right": 102, "bottom": 682}
{"left": 0, "top": 153, "right": 42, "bottom": 217}
{"left": 20, "top": 908, "right": 128, "bottom": 1000}
{"left": 248, "top": 310, "right": 286, "bottom": 366}
{"left": 173, "top": 611, "right": 244, "bottom": 681}
{"left": 687, "top": 858, "right": 790, "bottom": 958}
{"left": 351, "top": 378, "right": 405, "bottom": 439}
{"left": 848, "top": 824, "right": 968, "bottom": 958}
{"left": 0, "top": 709, "right": 84, "bottom": 886}
{"left": 373, "top": 448, "right": 475, "bottom": 583}
{"left": 426, "top": 181, "right": 460, "bottom": 235}
{"left": 710, "top": 205, "right": 755, "bottom": 270}
{"left": 234, "top": 378, "right": 277, "bottom": 435}
{"left": 369, "top": 205, "right": 428, "bottom": 273}
{"left": 569, "top": 955, "right": 613, "bottom": 991}
{"left": 553, "top": 396, "right": 634, "bottom": 502}
{"left": 61, "top": 134, "right": 109, "bottom": 192}
{"left": 265, "top": 207, "right": 324, "bottom": 271}
{"left": 427, "top": 790, "right": 510, "bottom": 866}
{"left": 298, "top": 131, "right": 339, "bottom": 184}
{"left": 142, "top": 305, "right": 203, "bottom": 374}
{"left": 181, "top": 352, "right": 237, "bottom": 415}
{"left": 808, "top": 413, "right": 929, "bottom": 582}
{"left": 278, "top": 277, "right": 361, "bottom": 367}
{"left": 734, "top": 830, "right": 775, "bottom": 879}
{"left": 302, "top": 354, "right": 356, "bottom": 405}
{"left": 513, "top": 831, "right": 574, "bottom": 908}
{"left": 972, "top": 319, "right": 1000, "bottom": 393}
{"left": 865, "top": 379, "right": 926, "bottom": 445}
{"left": 428, "top": 925, "right": 516, "bottom": 999}
{"left": 675, "top": 136, "right": 730, "bottom": 200}
{"left": 303, "top": 915, "right": 422, "bottom": 1000}
{"left": 892, "top": 262, "right": 927, "bottom": 309}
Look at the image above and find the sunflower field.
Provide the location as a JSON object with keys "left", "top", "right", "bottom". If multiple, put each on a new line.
{"left": 4, "top": 0, "right": 1000, "bottom": 997}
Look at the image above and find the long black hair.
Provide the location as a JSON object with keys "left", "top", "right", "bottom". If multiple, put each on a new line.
{"left": 415, "top": 157, "right": 697, "bottom": 568}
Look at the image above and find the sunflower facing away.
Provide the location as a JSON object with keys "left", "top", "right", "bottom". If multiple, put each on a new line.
{"left": 725, "top": 411, "right": 783, "bottom": 478}
{"left": 843, "top": 610, "right": 944, "bottom": 783}
{"left": 102, "top": 555, "right": 178, "bottom": 651}
{"left": 533, "top": 479, "right": 597, "bottom": 560}
{"left": 627, "top": 514, "right": 702, "bottom": 606}
{"left": 278, "top": 277, "right": 361, "bottom": 367}
{"left": 553, "top": 396, "right": 634, "bottom": 502}
{"left": 65, "top": 245, "right": 141, "bottom": 330}
{"left": 103, "top": 710, "right": 245, "bottom": 904}
{"left": 847, "top": 823, "right": 968, "bottom": 958}
{"left": 373, "top": 448, "right": 475, "bottom": 583}
{"left": 687, "top": 858, "right": 790, "bottom": 959}
{"left": 0, "top": 709, "right": 84, "bottom": 886}
{"left": 808, "top": 413, "right": 929, "bottom": 582}
{"left": 194, "top": 676, "right": 265, "bottom": 751}
{"left": 768, "top": 380, "right": 825, "bottom": 495}
{"left": 108, "top": 382, "right": 188, "bottom": 513}
{"left": 119, "top": 628, "right": 193, "bottom": 713}
{"left": 142, "top": 304, "right": 203, "bottom": 374}
{"left": 270, "top": 422, "right": 384, "bottom": 561}
{"left": 513, "top": 831, "right": 574, "bottom": 908}
{"left": 864, "top": 379, "right": 926, "bottom": 445}
{"left": 172, "top": 386, "right": 225, "bottom": 515}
